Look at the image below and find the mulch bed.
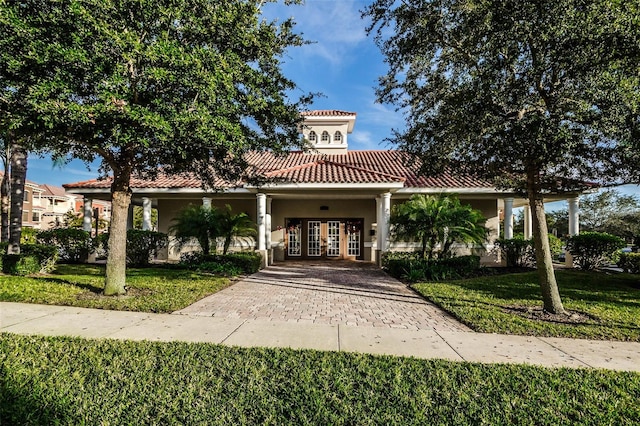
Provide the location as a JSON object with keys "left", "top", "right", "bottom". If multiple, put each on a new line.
{"left": 502, "top": 305, "right": 600, "bottom": 325}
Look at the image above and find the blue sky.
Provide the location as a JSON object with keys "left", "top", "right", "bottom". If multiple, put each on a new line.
{"left": 24, "top": 0, "right": 640, "bottom": 202}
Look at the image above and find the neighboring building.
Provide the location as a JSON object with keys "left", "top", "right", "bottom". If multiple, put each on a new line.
{"left": 22, "top": 179, "right": 45, "bottom": 229}
{"left": 0, "top": 171, "right": 46, "bottom": 230}
{"left": 63, "top": 110, "right": 585, "bottom": 266}
{"left": 39, "top": 184, "right": 78, "bottom": 229}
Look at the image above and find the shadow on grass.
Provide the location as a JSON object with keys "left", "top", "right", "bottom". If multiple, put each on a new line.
{"left": 0, "top": 375, "right": 74, "bottom": 424}
{"left": 34, "top": 277, "right": 104, "bottom": 294}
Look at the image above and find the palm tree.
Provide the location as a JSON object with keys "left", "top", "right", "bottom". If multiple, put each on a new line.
{"left": 218, "top": 204, "right": 256, "bottom": 255}
{"left": 169, "top": 205, "right": 219, "bottom": 255}
{"left": 390, "top": 194, "right": 487, "bottom": 259}
{"left": 438, "top": 200, "right": 488, "bottom": 258}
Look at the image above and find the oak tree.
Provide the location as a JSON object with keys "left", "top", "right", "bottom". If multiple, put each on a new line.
{"left": 365, "top": 0, "right": 637, "bottom": 313}
{"left": 2, "top": 0, "right": 311, "bottom": 294}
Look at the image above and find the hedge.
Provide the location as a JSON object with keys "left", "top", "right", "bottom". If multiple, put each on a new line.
{"left": 618, "top": 252, "right": 640, "bottom": 274}
{"left": 382, "top": 252, "right": 480, "bottom": 282}
{"left": 37, "top": 228, "right": 93, "bottom": 263}
{"left": 1, "top": 244, "right": 58, "bottom": 275}
{"left": 566, "top": 232, "right": 626, "bottom": 270}
{"left": 180, "top": 251, "right": 262, "bottom": 274}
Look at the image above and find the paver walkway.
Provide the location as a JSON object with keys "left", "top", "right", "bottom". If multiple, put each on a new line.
{"left": 175, "top": 261, "right": 470, "bottom": 332}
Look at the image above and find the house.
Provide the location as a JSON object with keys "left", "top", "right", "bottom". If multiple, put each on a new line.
{"left": 39, "top": 184, "right": 78, "bottom": 229}
{"left": 63, "top": 110, "right": 584, "bottom": 266}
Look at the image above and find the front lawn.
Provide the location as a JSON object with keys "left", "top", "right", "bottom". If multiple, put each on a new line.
{"left": 1, "top": 334, "right": 638, "bottom": 424}
{"left": 0, "top": 264, "right": 232, "bottom": 313}
{"left": 413, "top": 270, "right": 640, "bottom": 341}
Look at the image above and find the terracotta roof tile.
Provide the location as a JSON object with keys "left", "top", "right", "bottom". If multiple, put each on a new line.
{"left": 301, "top": 110, "right": 357, "bottom": 117}
{"left": 63, "top": 150, "right": 493, "bottom": 190}
{"left": 264, "top": 160, "right": 406, "bottom": 184}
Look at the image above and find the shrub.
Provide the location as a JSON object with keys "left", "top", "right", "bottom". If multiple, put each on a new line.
{"left": 20, "top": 227, "right": 38, "bottom": 244}
{"left": 1, "top": 244, "right": 58, "bottom": 275}
{"left": 37, "top": 228, "right": 93, "bottom": 263}
{"left": 495, "top": 234, "right": 561, "bottom": 267}
{"left": 178, "top": 251, "right": 262, "bottom": 274}
{"left": 99, "top": 230, "right": 169, "bottom": 266}
{"left": 382, "top": 251, "right": 480, "bottom": 282}
{"left": 126, "top": 230, "right": 168, "bottom": 266}
{"left": 566, "top": 232, "right": 626, "bottom": 270}
{"left": 495, "top": 236, "right": 534, "bottom": 267}
{"left": 618, "top": 252, "right": 640, "bottom": 274}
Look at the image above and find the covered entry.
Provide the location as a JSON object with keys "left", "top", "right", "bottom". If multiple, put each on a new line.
{"left": 285, "top": 218, "right": 364, "bottom": 260}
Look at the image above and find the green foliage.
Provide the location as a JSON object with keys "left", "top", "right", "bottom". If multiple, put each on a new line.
{"left": 180, "top": 252, "right": 262, "bottom": 274}
{"left": 0, "top": 264, "right": 232, "bottom": 312}
{"left": 566, "top": 232, "right": 626, "bottom": 270}
{"left": 496, "top": 234, "right": 562, "bottom": 267}
{"left": 171, "top": 204, "right": 257, "bottom": 256}
{"left": 2, "top": 254, "right": 40, "bottom": 276}
{"left": 364, "top": 0, "right": 638, "bottom": 311}
{"left": 0, "top": 0, "right": 312, "bottom": 295}
{"left": 37, "top": 228, "right": 92, "bottom": 263}
{"left": 218, "top": 204, "right": 256, "bottom": 255}
{"left": 133, "top": 205, "right": 158, "bottom": 230}
{"left": 170, "top": 205, "right": 221, "bottom": 255}
{"left": 413, "top": 269, "right": 640, "bottom": 341}
{"left": 20, "top": 227, "right": 37, "bottom": 244}
{"left": 1, "top": 243, "right": 58, "bottom": 275}
{"left": 3, "top": 334, "right": 640, "bottom": 425}
{"left": 495, "top": 236, "right": 535, "bottom": 268}
{"left": 547, "top": 233, "right": 563, "bottom": 257}
{"left": 99, "top": 230, "right": 168, "bottom": 267}
{"left": 382, "top": 251, "right": 480, "bottom": 282}
{"left": 125, "top": 230, "right": 168, "bottom": 267}
{"left": 617, "top": 252, "right": 640, "bottom": 274}
{"left": 390, "top": 194, "right": 487, "bottom": 260}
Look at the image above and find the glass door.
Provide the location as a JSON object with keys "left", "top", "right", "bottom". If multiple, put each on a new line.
{"left": 308, "top": 221, "right": 321, "bottom": 256}
{"left": 327, "top": 221, "right": 341, "bottom": 257}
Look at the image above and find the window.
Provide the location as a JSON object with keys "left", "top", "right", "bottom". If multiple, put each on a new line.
{"left": 308, "top": 221, "right": 321, "bottom": 256}
{"left": 23, "top": 190, "right": 30, "bottom": 203}
{"left": 32, "top": 212, "right": 40, "bottom": 222}
{"left": 327, "top": 221, "right": 340, "bottom": 256}
{"left": 22, "top": 210, "right": 29, "bottom": 222}
{"left": 334, "top": 131, "right": 342, "bottom": 142}
{"left": 321, "top": 131, "right": 330, "bottom": 142}
{"left": 308, "top": 131, "right": 317, "bottom": 142}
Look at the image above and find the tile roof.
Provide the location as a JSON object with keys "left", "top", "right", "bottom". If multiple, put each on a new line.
{"left": 264, "top": 160, "right": 406, "bottom": 184}
{"left": 63, "top": 150, "right": 493, "bottom": 190}
{"left": 40, "top": 184, "right": 73, "bottom": 197}
{"left": 301, "top": 110, "right": 356, "bottom": 117}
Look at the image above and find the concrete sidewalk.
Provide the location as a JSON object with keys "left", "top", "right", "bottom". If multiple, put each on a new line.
{"left": 2, "top": 301, "right": 639, "bottom": 372}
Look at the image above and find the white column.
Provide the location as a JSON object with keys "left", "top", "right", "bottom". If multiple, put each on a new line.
{"left": 82, "top": 198, "right": 93, "bottom": 232}
{"left": 266, "top": 197, "right": 273, "bottom": 263}
{"left": 380, "top": 192, "right": 392, "bottom": 251}
{"left": 523, "top": 204, "right": 532, "bottom": 239}
{"left": 375, "top": 197, "right": 382, "bottom": 251}
{"left": 256, "top": 193, "right": 266, "bottom": 251}
{"left": 142, "top": 197, "right": 152, "bottom": 231}
{"left": 503, "top": 197, "right": 514, "bottom": 239}
{"left": 566, "top": 197, "right": 580, "bottom": 268}
{"left": 202, "top": 197, "right": 212, "bottom": 209}
{"left": 568, "top": 197, "right": 580, "bottom": 236}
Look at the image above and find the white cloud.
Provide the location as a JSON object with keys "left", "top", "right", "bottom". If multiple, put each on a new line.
{"left": 265, "top": 1, "right": 369, "bottom": 67}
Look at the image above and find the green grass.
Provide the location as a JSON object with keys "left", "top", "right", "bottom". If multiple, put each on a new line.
{"left": 413, "top": 270, "right": 640, "bottom": 341}
{"left": 0, "top": 264, "right": 232, "bottom": 313}
{"left": 1, "top": 334, "right": 638, "bottom": 425}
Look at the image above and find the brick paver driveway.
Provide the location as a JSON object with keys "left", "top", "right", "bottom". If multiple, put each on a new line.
{"left": 175, "top": 261, "right": 470, "bottom": 332}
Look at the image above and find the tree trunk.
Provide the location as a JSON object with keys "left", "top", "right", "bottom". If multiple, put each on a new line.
{"left": 8, "top": 142, "right": 27, "bottom": 254}
{"left": 104, "top": 170, "right": 132, "bottom": 296}
{"left": 1, "top": 146, "right": 10, "bottom": 242}
{"left": 527, "top": 176, "right": 566, "bottom": 314}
